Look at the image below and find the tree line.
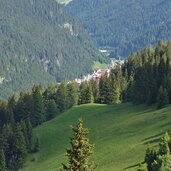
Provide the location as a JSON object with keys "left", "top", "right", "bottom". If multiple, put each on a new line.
{"left": 86, "top": 41, "right": 171, "bottom": 109}
{"left": 67, "top": 0, "right": 171, "bottom": 57}
{"left": 1, "top": 41, "right": 171, "bottom": 170}
{"left": 77, "top": 41, "right": 171, "bottom": 109}
{"left": 0, "top": 81, "right": 79, "bottom": 171}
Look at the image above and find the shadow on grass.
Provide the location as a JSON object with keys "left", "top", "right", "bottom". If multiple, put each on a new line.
{"left": 143, "top": 137, "right": 161, "bottom": 145}
{"left": 141, "top": 131, "right": 165, "bottom": 145}
{"left": 123, "top": 162, "right": 144, "bottom": 170}
{"left": 142, "top": 133, "right": 163, "bottom": 141}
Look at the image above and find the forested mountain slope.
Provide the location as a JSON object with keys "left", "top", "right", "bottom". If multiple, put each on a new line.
{"left": 0, "top": 0, "right": 107, "bottom": 98}
{"left": 67, "top": 0, "right": 171, "bottom": 57}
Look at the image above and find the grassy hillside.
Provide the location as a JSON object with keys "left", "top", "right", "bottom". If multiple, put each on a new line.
{"left": 67, "top": 0, "right": 171, "bottom": 57}
{"left": 24, "top": 103, "right": 171, "bottom": 170}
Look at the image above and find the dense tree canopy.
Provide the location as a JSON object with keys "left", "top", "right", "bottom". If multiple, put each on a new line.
{"left": 0, "top": 0, "right": 108, "bottom": 98}
{"left": 67, "top": 0, "right": 171, "bottom": 57}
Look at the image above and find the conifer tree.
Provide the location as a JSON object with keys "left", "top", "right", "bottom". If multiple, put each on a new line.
{"left": 1, "top": 124, "right": 13, "bottom": 169}
{"left": 159, "top": 132, "right": 171, "bottom": 156}
{"left": 46, "top": 99, "right": 59, "bottom": 120}
{"left": 113, "top": 85, "right": 121, "bottom": 104}
{"left": 145, "top": 147, "right": 157, "bottom": 171}
{"left": 143, "top": 132, "right": 171, "bottom": 171}
{"left": 20, "top": 120, "right": 33, "bottom": 152}
{"left": 20, "top": 120, "right": 29, "bottom": 151}
{"left": 43, "top": 84, "right": 57, "bottom": 107}
{"left": 13, "top": 123, "right": 27, "bottom": 170}
{"left": 56, "top": 82, "right": 67, "bottom": 111}
{"left": 66, "top": 82, "right": 78, "bottom": 108}
{"left": 90, "top": 80, "right": 100, "bottom": 103}
{"left": 62, "top": 119, "right": 94, "bottom": 171}
{"left": 157, "top": 86, "right": 169, "bottom": 109}
{"left": 0, "top": 149, "right": 6, "bottom": 171}
{"left": 32, "top": 89, "right": 45, "bottom": 126}
{"left": 105, "top": 78, "right": 114, "bottom": 104}
{"left": 85, "top": 85, "right": 94, "bottom": 104}
{"left": 99, "top": 73, "right": 111, "bottom": 104}
{"left": 8, "top": 123, "right": 26, "bottom": 171}
{"left": 6, "top": 95, "right": 16, "bottom": 125}
{"left": 78, "top": 82, "right": 87, "bottom": 105}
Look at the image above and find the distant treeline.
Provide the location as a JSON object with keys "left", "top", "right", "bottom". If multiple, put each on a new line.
{"left": 1, "top": 41, "right": 171, "bottom": 170}
{"left": 67, "top": 0, "right": 171, "bottom": 57}
{"left": 79, "top": 41, "right": 171, "bottom": 108}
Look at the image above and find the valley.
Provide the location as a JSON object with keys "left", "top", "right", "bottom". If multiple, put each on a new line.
{"left": 0, "top": 0, "right": 171, "bottom": 171}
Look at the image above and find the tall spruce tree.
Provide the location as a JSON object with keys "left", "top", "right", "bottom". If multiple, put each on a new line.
{"left": 46, "top": 99, "right": 59, "bottom": 120}
{"left": 32, "top": 88, "right": 45, "bottom": 126}
{"left": 20, "top": 120, "right": 33, "bottom": 152}
{"left": 56, "top": 82, "right": 67, "bottom": 112}
{"left": 62, "top": 119, "right": 94, "bottom": 171}
{"left": 8, "top": 123, "right": 26, "bottom": 171}
{"left": 20, "top": 121, "right": 29, "bottom": 151}
{"left": 145, "top": 147, "right": 157, "bottom": 171}
{"left": 0, "top": 149, "right": 6, "bottom": 171}
{"left": 85, "top": 85, "right": 94, "bottom": 104}
{"left": 25, "top": 120, "right": 33, "bottom": 152}
{"left": 66, "top": 82, "right": 78, "bottom": 108}
{"left": 78, "top": 82, "right": 87, "bottom": 105}
{"left": 90, "top": 80, "right": 100, "bottom": 103}
{"left": 1, "top": 124, "right": 13, "bottom": 169}
{"left": 14, "top": 123, "right": 26, "bottom": 171}
{"left": 157, "top": 86, "right": 169, "bottom": 109}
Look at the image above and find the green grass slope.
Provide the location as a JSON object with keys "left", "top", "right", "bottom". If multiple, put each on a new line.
{"left": 24, "top": 103, "right": 171, "bottom": 171}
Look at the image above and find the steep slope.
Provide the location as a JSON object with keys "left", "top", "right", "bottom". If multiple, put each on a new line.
{"left": 24, "top": 103, "right": 171, "bottom": 171}
{"left": 67, "top": 0, "right": 171, "bottom": 57}
{"left": 0, "top": 0, "right": 108, "bottom": 98}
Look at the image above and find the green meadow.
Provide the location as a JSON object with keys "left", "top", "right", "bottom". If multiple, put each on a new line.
{"left": 55, "top": 0, "right": 72, "bottom": 4}
{"left": 93, "top": 61, "right": 108, "bottom": 70}
{"left": 24, "top": 103, "right": 171, "bottom": 171}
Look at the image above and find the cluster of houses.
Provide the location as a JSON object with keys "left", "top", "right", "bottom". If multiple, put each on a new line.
{"left": 75, "top": 58, "right": 125, "bottom": 84}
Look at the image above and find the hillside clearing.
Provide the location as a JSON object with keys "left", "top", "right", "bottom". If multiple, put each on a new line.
{"left": 24, "top": 103, "right": 171, "bottom": 171}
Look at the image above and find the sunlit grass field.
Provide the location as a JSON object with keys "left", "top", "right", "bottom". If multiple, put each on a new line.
{"left": 24, "top": 103, "right": 171, "bottom": 171}
{"left": 55, "top": 0, "right": 72, "bottom": 4}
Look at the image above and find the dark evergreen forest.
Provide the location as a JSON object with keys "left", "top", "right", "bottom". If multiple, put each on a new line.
{"left": 67, "top": 0, "right": 171, "bottom": 57}
{"left": 0, "top": 0, "right": 108, "bottom": 98}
